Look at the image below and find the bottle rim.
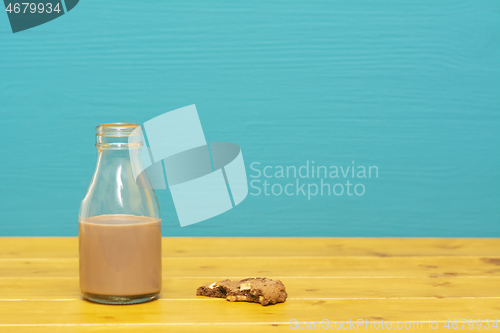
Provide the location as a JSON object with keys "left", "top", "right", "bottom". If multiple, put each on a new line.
{"left": 95, "top": 123, "right": 143, "bottom": 150}
{"left": 96, "top": 123, "right": 140, "bottom": 137}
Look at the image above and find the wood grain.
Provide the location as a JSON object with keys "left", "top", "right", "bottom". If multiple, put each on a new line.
{"left": 1, "top": 237, "right": 499, "bottom": 258}
{"left": 1, "top": 257, "right": 499, "bottom": 278}
{"left": 1, "top": 277, "right": 500, "bottom": 300}
{"left": 0, "top": 299, "right": 498, "bottom": 331}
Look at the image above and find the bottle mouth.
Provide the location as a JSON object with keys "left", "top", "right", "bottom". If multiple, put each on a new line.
{"left": 96, "top": 123, "right": 140, "bottom": 137}
{"left": 95, "top": 123, "right": 143, "bottom": 150}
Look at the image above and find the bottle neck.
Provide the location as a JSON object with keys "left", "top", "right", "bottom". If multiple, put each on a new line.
{"left": 79, "top": 123, "right": 160, "bottom": 220}
{"left": 93, "top": 122, "right": 146, "bottom": 191}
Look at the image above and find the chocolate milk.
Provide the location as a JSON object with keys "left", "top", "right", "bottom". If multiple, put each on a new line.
{"left": 79, "top": 215, "right": 162, "bottom": 296}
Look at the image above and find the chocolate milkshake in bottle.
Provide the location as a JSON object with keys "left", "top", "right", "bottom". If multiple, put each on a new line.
{"left": 79, "top": 123, "right": 161, "bottom": 304}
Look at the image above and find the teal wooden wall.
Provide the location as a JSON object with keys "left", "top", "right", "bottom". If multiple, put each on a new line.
{"left": 1, "top": 1, "right": 499, "bottom": 236}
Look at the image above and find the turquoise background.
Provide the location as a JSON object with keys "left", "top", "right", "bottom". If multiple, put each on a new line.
{"left": 1, "top": 1, "right": 499, "bottom": 236}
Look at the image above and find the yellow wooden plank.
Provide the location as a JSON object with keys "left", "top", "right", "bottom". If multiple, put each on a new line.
{"left": 0, "top": 324, "right": 494, "bottom": 333}
{"left": 1, "top": 277, "right": 500, "bottom": 300}
{"left": 0, "top": 256, "right": 499, "bottom": 278}
{"left": 0, "top": 237, "right": 77, "bottom": 258}
{"left": 162, "top": 238, "right": 500, "bottom": 258}
{"left": 1, "top": 237, "right": 500, "bottom": 259}
{"left": 0, "top": 299, "right": 498, "bottom": 326}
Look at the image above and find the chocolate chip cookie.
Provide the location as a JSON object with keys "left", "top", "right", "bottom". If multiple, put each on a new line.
{"left": 196, "top": 278, "right": 287, "bottom": 306}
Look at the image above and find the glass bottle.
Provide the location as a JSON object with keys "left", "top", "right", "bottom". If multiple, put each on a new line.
{"left": 79, "top": 123, "right": 162, "bottom": 304}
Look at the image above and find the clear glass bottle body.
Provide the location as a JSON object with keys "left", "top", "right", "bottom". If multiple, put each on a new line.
{"left": 79, "top": 123, "right": 161, "bottom": 305}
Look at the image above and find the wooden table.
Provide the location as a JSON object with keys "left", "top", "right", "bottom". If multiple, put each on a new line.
{"left": 0, "top": 238, "right": 499, "bottom": 332}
